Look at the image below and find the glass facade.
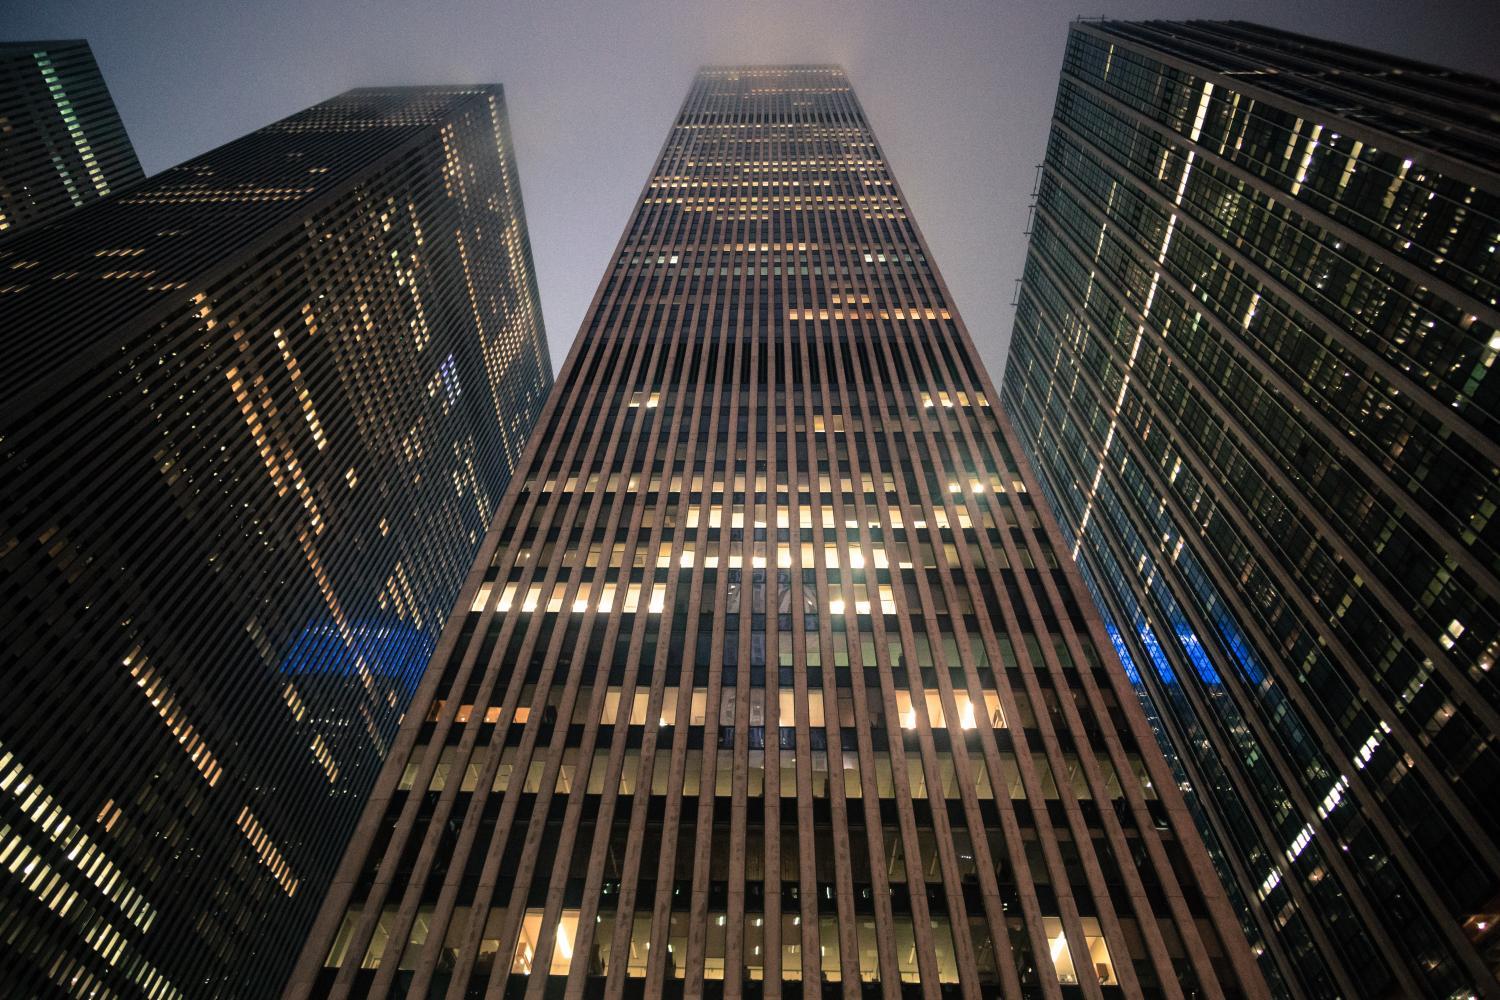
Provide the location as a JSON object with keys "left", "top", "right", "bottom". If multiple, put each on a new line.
{"left": 1002, "top": 19, "right": 1500, "bottom": 997}
{"left": 292, "top": 66, "right": 1266, "bottom": 999}
{"left": 0, "top": 88, "right": 551, "bottom": 995}
{"left": 0, "top": 39, "right": 143, "bottom": 236}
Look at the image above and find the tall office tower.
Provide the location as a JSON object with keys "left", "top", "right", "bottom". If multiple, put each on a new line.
{"left": 0, "top": 87, "right": 550, "bottom": 997}
{"left": 1002, "top": 19, "right": 1500, "bottom": 998}
{"left": 0, "top": 40, "right": 143, "bottom": 236}
{"left": 291, "top": 65, "right": 1266, "bottom": 1000}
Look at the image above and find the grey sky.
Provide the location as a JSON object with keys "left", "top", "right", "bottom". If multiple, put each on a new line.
{"left": 7, "top": 0, "right": 1497, "bottom": 380}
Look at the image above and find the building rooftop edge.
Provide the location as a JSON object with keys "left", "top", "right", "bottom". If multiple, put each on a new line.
{"left": 695, "top": 64, "right": 847, "bottom": 74}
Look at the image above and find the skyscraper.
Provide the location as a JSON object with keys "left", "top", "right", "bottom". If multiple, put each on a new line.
{"left": 1002, "top": 19, "right": 1500, "bottom": 997}
{"left": 0, "top": 87, "right": 550, "bottom": 996}
{"left": 0, "top": 40, "right": 143, "bottom": 236}
{"left": 290, "top": 65, "right": 1265, "bottom": 999}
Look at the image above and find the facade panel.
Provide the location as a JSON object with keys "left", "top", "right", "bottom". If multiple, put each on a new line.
{"left": 1002, "top": 19, "right": 1500, "bottom": 997}
{"left": 0, "top": 39, "right": 143, "bottom": 236}
{"left": 0, "top": 87, "right": 551, "bottom": 996}
{"left": 292, "top": 66, "right": 1265, "bottom": 999}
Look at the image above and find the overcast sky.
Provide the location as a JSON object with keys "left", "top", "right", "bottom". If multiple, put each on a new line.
{"left": 8, "top": 0, "right": 1497, "bottom": 380}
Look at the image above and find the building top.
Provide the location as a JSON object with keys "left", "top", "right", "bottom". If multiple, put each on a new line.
{"left": 696, "top": 63, "right": 846, "bottom": 72}
{"left": 0, "top": 38, "right": 92, "bottom": 50}
{"left": 1078, "top": 19, "right": 1500, "bottom": 185}
{"left": 0, "top": 39, "right": 144, "bottom": 239}
{"left": 0, "top": 85, "right": 506, "bottom": 413}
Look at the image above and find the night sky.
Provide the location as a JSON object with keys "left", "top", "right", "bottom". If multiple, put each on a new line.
{"left": 8, "top": 0, "right": 1497, "bottom": 381}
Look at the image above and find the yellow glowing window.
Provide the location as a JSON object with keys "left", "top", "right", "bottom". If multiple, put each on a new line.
{"left": 495, "top": 581, "right": 519, "bottom": 614}
{"left": 470, "top": 583, "right": 492, "bottom": 612}
{"left": 808, "top": 690, "right": 825, "bottom": 727}
{"left": 984, "top": 692, "right": 1005, "bottom": 727}
{"left": 512, "top": 909, "right": 581, "bottom": 975}
{"left": 895, "top": 691, "right": 917, "bottom": 730}
{"left": 521, "top": 585, "right": 541, "bottom": 612}
{"left": 600, "top": 689, "right": 622, "bottom": 725}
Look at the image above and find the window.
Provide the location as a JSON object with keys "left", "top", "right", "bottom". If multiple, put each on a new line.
{"left": 512, "top": 908, "right": 582, "bottom": 975}
{"left": 324, "top": 905, "right": 361, "bottom": 966}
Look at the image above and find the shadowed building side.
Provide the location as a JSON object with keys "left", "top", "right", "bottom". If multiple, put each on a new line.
{"left": 0, "top": 86, "right": 551, "bottom": 997}
{"left": 1003, "top": 19, "right": 1500, "bottom": 997}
